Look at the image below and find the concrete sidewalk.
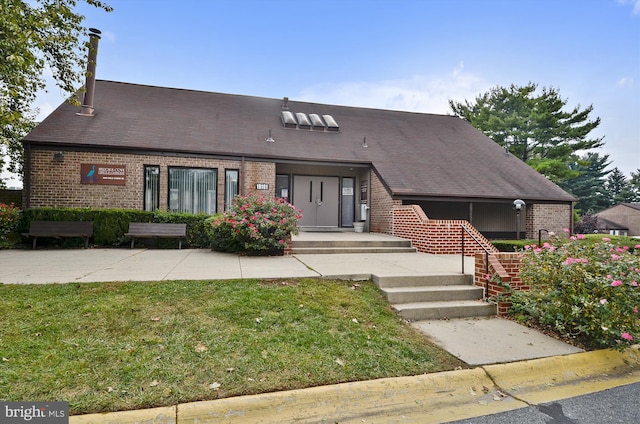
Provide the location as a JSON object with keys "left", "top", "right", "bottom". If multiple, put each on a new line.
{"left": 0, "top": 247, "right": 474, "bottom": 284}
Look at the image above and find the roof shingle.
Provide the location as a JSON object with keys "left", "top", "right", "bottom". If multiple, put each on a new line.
{"left": 25, "top": 80, "right": 575, "bottom": 202}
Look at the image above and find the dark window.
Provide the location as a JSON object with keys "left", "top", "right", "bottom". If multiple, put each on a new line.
{"left": 276, "top": 174, "right": 290, "bottom": 202}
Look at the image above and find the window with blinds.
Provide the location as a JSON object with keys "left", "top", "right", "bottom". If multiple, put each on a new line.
{"left": 169, "top": 167, "right": 217, "bottom": 214}
{"left": 224, "top": 169, "right": 239, "bottom": 211}
{"left": 144, "top": 165, "right": 160, "bottom": 211}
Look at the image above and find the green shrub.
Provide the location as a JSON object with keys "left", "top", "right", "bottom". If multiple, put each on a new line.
{"left": 18, "top": 208, "right": 213, "bottom": 248}
{"left": 0, "top": 203, "right": 21, "bottom": 248}
{"left": 509, "top": 230, "right": 640, "bottom": 350}
{"left": 207, "top": 194, "right": 302, "bottom": 255}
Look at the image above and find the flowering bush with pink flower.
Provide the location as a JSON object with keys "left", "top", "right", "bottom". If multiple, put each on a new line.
{"left": 0, "top": 203, "right": 21, "bottom": 248}
{"left": 509, "top": 232, "right": 640, "bottom": 350}
{"left": 206, "top": 194, "right": 302, "bottom": 255}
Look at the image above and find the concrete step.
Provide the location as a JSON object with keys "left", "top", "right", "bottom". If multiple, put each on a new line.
{"left": 382, "top": 285, "right": 484, "bottom": 303}
{"left": 292, "top": 239, "right": 413, "bottom": 248}
{"left": 291, "top": 246, "right": 417, "bottom": 254}
{"left": 290, "top": 238, "right": 416, "bottom": 254}
{"left": 373, "top": 274, "right": 472, "bottom": 288}
{"left": 393, "top": 300, "right": 497, "bottom": 321}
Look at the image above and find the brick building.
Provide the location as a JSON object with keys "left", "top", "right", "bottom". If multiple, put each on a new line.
{"left": 22, "top": 79, "right": 574, "bottom": 240}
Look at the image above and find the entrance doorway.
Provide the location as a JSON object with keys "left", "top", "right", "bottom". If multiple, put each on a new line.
{"left": 293, "top": 176, "right": 340, "bottom": 228}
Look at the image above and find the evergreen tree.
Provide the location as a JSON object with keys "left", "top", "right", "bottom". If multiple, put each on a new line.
{"left": 449, "top": 83, "right": 603, "bottom": 185}
{"left": 560, "top": 153, "right": 611, "bottom": 213}
{"left": 628, "top": 170, "right": 640, "bottom": 202}
{"left": 605, "top": 168, "right": 632, "bottom": 205}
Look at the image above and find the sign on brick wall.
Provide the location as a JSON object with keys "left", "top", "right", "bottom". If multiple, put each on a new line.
{"left": 80, "top": 164, "right": 126, "bottom": 185}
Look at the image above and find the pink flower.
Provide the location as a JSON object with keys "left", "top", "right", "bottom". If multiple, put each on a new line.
{"left": 632, "top": 281, "right": 639, "bottom": 287}
{"left": 602, "top": 237, "right": 611, "bottom": 242}
{"left": 611, "top": 254, "right": 621, "bottom": 261}
{"left": 633, "top": 307, "right": 639, "bottom": 314}
{"left": 563, "top": 228, "right": 570, "bottom": 233}
{"left": 543, "top": 242, "right": 551, "bottom": 248}
{"left": 576, "top": 234, "right": 585, "bottom": 239}
{"left": 611, "top": 280, "right": 623, "bottom": 287}
{"left": 621, "top": 332, "right": 634, "bottom": 341}
{"left": 606, "top": 274, "right": 613, "bottom": 279}
{"left": 635, "top": 244, "right": 640, "bottom": 249}
{"left": 485, "top": 274, "right": 491, "bottom": 281}
{"left": 570, "top": 236, "right": 576, "bottom": 241}
{"left": 524, "top": 245, "right": 531, "bottom": 250}
{"left": 564, "top": 258, "right": 574, "bottom": 265}
{"left": 600, "top": 299, "right": 608, "bottom": 305}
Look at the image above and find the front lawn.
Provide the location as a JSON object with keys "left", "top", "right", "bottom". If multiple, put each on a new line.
{"left": 0, "top": 278, "right": 464, "bottom": 415}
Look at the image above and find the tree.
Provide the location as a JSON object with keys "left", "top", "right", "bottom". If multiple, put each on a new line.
{"left": 605, "top": 167, "right": 638, "bottom": 204}
{"left": 628, "top": 170, "right": 640, "bottom": 203}
{"left": 560, "top": 152, "right": 611, "bottom": 214}
{"left": 0, "top": 0, "right": 113, "bottom": 184}
{"left": 449, "top": 83, "right": 604, "bottom": 184}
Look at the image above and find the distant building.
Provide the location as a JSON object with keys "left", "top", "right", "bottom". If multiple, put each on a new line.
{"left": 595, "top": 203, "right": 640, "bottom": 237}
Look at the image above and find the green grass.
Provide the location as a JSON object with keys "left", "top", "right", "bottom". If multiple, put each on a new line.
{"left": 0, "top": 279, "right": 464, "bottom": 415}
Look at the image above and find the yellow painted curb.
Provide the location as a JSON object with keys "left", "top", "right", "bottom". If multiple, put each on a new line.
{"left": 69, "top": 405, "right": 176, "bottom": 424}
{"left": 177, "top": 368, "right": 525, "bottom": 423}
{"left": 484, "top": 346, "right": 640, "bottom": 405}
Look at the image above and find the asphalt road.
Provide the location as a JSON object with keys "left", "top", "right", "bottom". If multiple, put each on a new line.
{"left": 449, "top": 382, "right": 640, "bottom": 424}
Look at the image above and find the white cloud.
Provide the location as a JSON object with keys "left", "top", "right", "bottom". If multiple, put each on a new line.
{"left": 296, "top": 63, "right": 491, "bottom": 115}
{"left": 617, "top": 0, "right": 640, "bottom": 14}
{"left": 617, "top": 76, "right": 635, "bottom": 88}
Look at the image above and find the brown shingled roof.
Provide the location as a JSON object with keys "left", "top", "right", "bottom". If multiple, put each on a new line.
{"left": 24, "top": 80, "right": 575, "bottom": 202}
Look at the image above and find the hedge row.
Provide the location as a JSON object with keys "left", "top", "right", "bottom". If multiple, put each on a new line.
{"left": 17, "top": 208, "right": 216, "bottom": 248}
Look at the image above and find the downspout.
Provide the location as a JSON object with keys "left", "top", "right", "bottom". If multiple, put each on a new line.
{"left": 240, "top": 156, "right": 246, "bottom": 196}
{"left": 23, "top": 142, "right": 31, "bottom": 208}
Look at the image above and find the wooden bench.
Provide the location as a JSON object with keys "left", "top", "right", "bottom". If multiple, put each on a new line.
{"left": 125, "top": 222, "right": 187, "bottom": 249}
{"left": 22, "top": 221, "right": 94, "bottom": 249}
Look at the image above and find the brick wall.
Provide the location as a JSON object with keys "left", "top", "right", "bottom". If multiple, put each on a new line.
{"left": 474, "top": 252, "right": 526, "bottom": 315}
{"left": 528, "top": 203, "right": 572, "bottom": 239}
{"left": 26, "top": 148, "right": 275, "bottom": 211}
{"left": 390, "top": 205, "right": 497, "bottom": 256}
{"left": 369, "top": 171, "right": 399, "bottom": 234}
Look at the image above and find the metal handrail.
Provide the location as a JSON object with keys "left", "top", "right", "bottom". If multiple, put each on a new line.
{"left": 461, "top": 224, "right": 494, "bottom": 300}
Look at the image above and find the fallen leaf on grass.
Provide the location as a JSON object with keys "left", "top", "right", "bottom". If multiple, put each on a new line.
{"left": 2, "top": 357, "right": 9, "bottom": 362}
{"left": 195, "top": 342, "right": 208, "bottom": 352}
{"left": 150, "top": 317, "right": 161, "bottom": 322}
{"left": 352, "top": 318, "right": 359, "bottom": 324}
{"left": 335, "top": 358, "right": 345, "bottom": 367}
{"left": 209, "top": 382, "right": 221, "bottom": 390}
{"left": 149, "top": 380, "right": 160, "bottom": 387}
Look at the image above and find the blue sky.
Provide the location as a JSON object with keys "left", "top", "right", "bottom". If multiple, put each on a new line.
{"left": 4, "top": 0, "right": 639, "bottom": 187}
